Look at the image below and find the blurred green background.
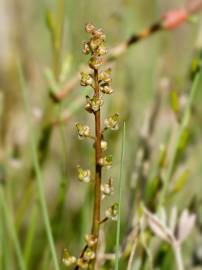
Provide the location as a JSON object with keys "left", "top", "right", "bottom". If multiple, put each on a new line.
{"left": 0, "top": 0, "right": 202, "bottom": 269}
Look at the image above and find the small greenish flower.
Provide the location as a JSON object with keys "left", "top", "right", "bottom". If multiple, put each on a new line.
{"left": 89, "top": 56, "right": 103, "bottom": 70}
{"left": 80, "top": 72, "right": 93, "bottom": 87}
{"left": 92, "top": 28, "right": 106, "bottom": 40}
{"left": 89, "top": 37, "right": 103, "bottom": 51}
{"left": 83, "top": 247, "right": 95, "bottom": 261}
{"left": 99, "top": 155, "right": 112, "bottom": 168}
{"left": 77, "top": 258, "right": 88, "bottom": 269}
{"left": 85, "top": 95, "right": 103, "bottom": 113}
{"left": 101, "top": 177, "right": 114, "bottom": 199}
{"left": 99, "top": 69, "right": 112, "bottom": 83}
{"left": 105, "top": 203, "right": 119, "bottom": 221}
{"left": 96, "top": 42, "right": 107, "bottom": 56}
{"left": 101, "top": 140, "right": 108, "bottom": 151}
{"left": 84, "top": 234, "right": 98, "bottom": 247}
{"left": 77, "top": 166, "right": 91, "bottom": 183}
{"left": 85, "top": 22, "right": 95, "bottom": 33}
{"left": 100, "top": 83, "right": 114, "bottom": 94}
{"left": 62, "top": 249, "right": 76, "bottom": 267}
{"left": 75, "top": 122, "right": 90, "bottom": 139}
{"left": 104, "top": 113, "right": 119, "bottom": 130}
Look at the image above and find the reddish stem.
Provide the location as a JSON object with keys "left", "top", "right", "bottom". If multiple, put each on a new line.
{"left": 91, "top": 68, "right": 102, "bottom": 267}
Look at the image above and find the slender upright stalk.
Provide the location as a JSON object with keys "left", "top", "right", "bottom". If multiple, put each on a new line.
{"left": 92, "top": 69, "right": 102, "bottom": 239}
{"left": 173, "top": 242, "right": 184, "bottom": 270}
{"left": 70, "top": 23, "right": 119, "bottom": 270}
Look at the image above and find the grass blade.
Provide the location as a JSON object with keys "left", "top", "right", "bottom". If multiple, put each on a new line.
{"left": 115, "top": 122, "right": 126, "bottom": 270}
{"left": 18, "top": 62, "right": 60, "bottom": 270}
{"left": 0, "top": 186, "right": 26, "bottom": 270}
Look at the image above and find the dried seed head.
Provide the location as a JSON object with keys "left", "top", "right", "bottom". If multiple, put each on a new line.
{"left": 77, "top": 166, "right": 91, "bottom": 183}
{"left": 62, "top": 249, "right": 76, "bottom": 267}
{"left": 84, "top": 234, "right": 98, "bottom": 247}
{"left": 77, "top": 258, "right": 89, "bottom": 269}
{"left": 105, "top": 203, "right": 119, "bottom": 221}
{"left": 99, "top": 155, "right": 112, "bottom": 169}
{"left": 80, "top": 72, "right": 94, "bottom": 87}
{"left": 104, "top": 113, "right": 119, "bottom": 130}
{"left": 75, "top": 122, "right": 91, "bottom": 139}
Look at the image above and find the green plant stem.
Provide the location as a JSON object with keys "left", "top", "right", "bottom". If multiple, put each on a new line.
{"left": 115, "top": 123, "right": 126, "bottom": 270}
{"left": 18, "top": 64, "right": 60, "bottom": 270}
{"left": 91, "top": 69, "right": 102, "bottom": 266}
{"left": 0, "top": 186, "right": 26, "bottom": 270}
{"left": 159, "top": 62, "right": 202, "bottom": 207}
{"left": 23, "top": 203, "right": 38, "bottom": 267}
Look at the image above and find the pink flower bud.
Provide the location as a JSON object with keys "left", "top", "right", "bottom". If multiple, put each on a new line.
{"left": 162, "top": 9, "right": 188, "bottom": 30}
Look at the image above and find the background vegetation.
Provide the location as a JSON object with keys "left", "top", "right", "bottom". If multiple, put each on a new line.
{"left": 0, "top": 0, "right": 202, "bottom": 269}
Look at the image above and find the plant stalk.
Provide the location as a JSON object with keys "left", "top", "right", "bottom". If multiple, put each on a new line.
{"left": 91, "top": 69, "right": 102, "bottom": 265}
{"left": 173, "top": 242, "right": 184, "bottom": 270}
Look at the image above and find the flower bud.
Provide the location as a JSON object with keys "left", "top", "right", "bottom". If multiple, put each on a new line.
{"left": 62, "top": 249, "right": 76, "bottom": 267}
{"left": 85, "top": 22, "right": 95, "bottom": 33}
{"left": 105, "top": 203, "right": 119, "bottom": 221}
{"left": 77, "top": 166, "right": 91, "bottom": 183}
{"left": 104, "top": 113, "right": 119, "bottom": 130}
{"left": 80, "top": 72, "right": 93, "bottom": 87}
{"left": 99, "top": 155, "right": 112, "bottom": 169}
{"left": 92, "top": 28, "right": 106, "bottom": 40}
{"left": 75, "top": 123, "right": 91, "bottom": 139}
{"left": 101, "top": 140, "right": 108, "bottom": 151}
{"left": 84, "top": 234, "right": 98, "bottom": 247}
{"left": 101, "top": 177, "right": 114, "bottom": 199}
{"left": 77, "top": 258, "right": 88, "bottom": 269}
